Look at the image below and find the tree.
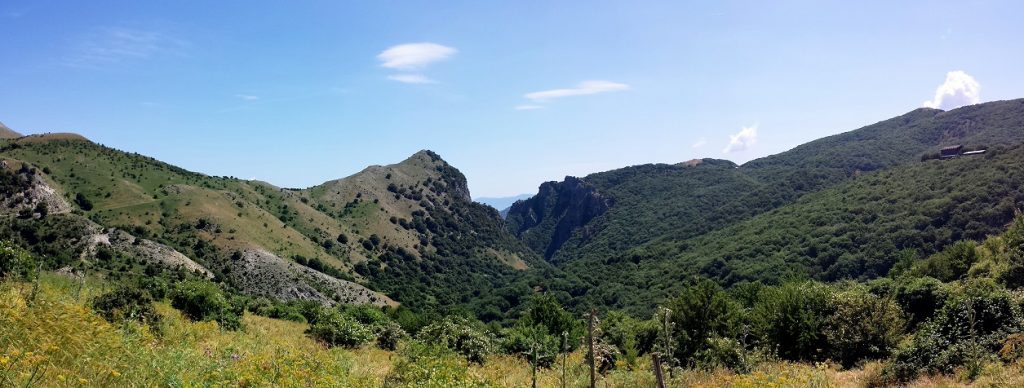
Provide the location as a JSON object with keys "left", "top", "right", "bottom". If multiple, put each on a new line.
{"left": 665, "top": 278, "right": 740, "bottom": 366}
{"left": 74, "top": 192, "right": 93, "bottom": 211}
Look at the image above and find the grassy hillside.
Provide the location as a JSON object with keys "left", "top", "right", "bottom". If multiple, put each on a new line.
{"left": 0, "top": 122, "right": 20, "bottom": 139}
{"left": 0, "top": 136, "right": 547, "bottom": 315}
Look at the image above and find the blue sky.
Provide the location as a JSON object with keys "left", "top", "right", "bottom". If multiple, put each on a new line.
{"left": 2, "top": 1, "right": 1022, "bottom": 197}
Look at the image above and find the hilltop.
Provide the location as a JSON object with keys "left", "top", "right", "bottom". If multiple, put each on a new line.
{"left": 0, "top": 136, "right": 542, "bottom": 313}
{"left": 0, "top": 121, "right": 22, "bottom": 139}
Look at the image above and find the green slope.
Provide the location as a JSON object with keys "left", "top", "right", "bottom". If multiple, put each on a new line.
{"left": 510, "top": 100, "right": 1024, "bottom": 270}
{"left": 506, "top": 99, "right": 1024, "bottom": 314}
{"left": 0, "top": 136, "right": 543, "bottom": 314}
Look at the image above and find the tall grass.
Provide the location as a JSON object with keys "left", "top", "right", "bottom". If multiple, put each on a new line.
{"left": 6, "top": 274, "right": 1024, "bottom": 386}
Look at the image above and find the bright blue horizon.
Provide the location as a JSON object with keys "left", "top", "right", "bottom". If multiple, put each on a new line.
{"left": 2, "top": 1, "right": 1022, "bottom": 197}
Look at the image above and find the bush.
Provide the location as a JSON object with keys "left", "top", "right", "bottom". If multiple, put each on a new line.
{"left": 170, "top": 280, "right": 243, "bottom": 331}
{"left": 376, "top": 320, "right": 408, "bottom": 351}
{"left": 74, "top": 192, "right": 93, "bottom": 211}
{"left": 824, "top": 288, "right": 905, "bottom": 367}
{"left": 915, "top": 241, "right": 979, "bottom": 282}
{"left": 666, "top": 279, "right": 740, "bottom": 365}
{"left": 136, "top": 276, "right": 170, "bottom": 300}
{"left": 92, "top": 286, "right": 162, "bottom": 329}
{"left": 0, "top": 241, "right": 36, "bottom": 280}
{"left": 600, "top": 310, "right": 658, "bottom": 360}
{"left": 306, "top": 311, "right": 374, "bottom": 348}
{"left": 751, "top": 281, "right": 833, "bottom": 361}
{"left": 885, "top": 279, "right": 1022, "bottom": 382}
{"left": 384, "top": 342, "right": 485, "bottom": 387}
{"left": 693, "top": 336, "right": 752, "bottom": 372}
{"left": 343, "top": 304, "right": 388, "bottom": 326}
{"left": 416, "top": 316, "right": 493, "bottom": 364}
{"left": 500, "top": 324, "right": 559, "bottom": 368}
{"left": 893, "top": 276, "right": 947, "bottom": 328}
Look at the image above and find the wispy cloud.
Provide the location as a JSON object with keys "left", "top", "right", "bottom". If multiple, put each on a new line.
{"left": 692, "top": 138, "right": 707, "bottom": 149}
{"left": 723, "top": 125, "right": 757, "bottom": 153}
{"left": 922, "top": 70, "right": 980, "bottom": 110}
{"left": 514, "top": 105, "right": 544, "bottom": 111}
{"left": 387, "top": 74, "right": 438, "bottom": 84}
{"left": 524, "top": 80, "right": 629, "bottom": 101}
{"left": 378, "top": 42, "right": 456, "bottom": 70}
{"left": 66, "top": 27, "right": 188, "bottom": 68}
{"left": 235, "top": 94, "right": 260, "bottom": 101}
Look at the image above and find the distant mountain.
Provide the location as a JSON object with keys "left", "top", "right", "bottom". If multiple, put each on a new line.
{"left": 475, "top": 194, "right": 532, "bottom": 216}
{"left": 508, "top": 99, "right": 1024, "bottom": 314}
{"left": 0, "top": 121, "right": 22, "bottom": 139}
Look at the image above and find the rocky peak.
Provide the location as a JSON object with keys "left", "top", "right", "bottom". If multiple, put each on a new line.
{"left": 505, "top": 176, "right": 613, "bottom": 259}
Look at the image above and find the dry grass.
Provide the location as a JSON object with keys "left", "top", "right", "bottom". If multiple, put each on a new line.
{"left": 6, "top": 274, "right": 1024, "bottom": 387}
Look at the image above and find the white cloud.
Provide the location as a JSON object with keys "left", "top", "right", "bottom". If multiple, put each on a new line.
{"left": 514, "top": 105, "right": 544, "bottom": 110}
{"left": 67, "top": 27, "right": 188, "bottom": 67}
{"left": 691, "top": 138, "right": 707, "bottom": 149}
{"left": 723, "top": 125, "right": 757, "bottom": 153}
{"left": 235, "top": 94, "right": 259, "bottom": 101}
{"left": 524, "top": 80, "right": 630, "bottom": 101}
{"left": 922, "top": 70, "right": 981, "bottom": 110}
{"left": 377, "top": 42, "right": 456, "bottom": 70}
{"left": 387, "top": 74, "right": 438, "bottom": 84}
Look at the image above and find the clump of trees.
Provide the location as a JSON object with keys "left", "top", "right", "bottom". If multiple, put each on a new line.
{"left": 170, "top": 280, "right": 244, "bottom": 331}
{"left": 92, "top": 285, "right": 163, "bottom": 331}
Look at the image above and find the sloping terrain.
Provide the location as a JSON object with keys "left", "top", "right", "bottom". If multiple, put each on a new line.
{"left": 0, "top": 121, "right": 21, "bottom": 139}
{"left": 508, "top": 99, "right": 1024, "bottom": 314}
{"left": 0, "top": 135, "right": 542, "bottom": 312}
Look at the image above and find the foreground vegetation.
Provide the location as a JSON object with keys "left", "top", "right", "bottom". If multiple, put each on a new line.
{"left": 5, "top": 212, "right": 1024, "bottom": 386}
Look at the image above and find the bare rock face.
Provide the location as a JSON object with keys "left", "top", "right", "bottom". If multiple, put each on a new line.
{"left": 0, "top": 160, "right": 73, "bottom": 217}
{"left": 227, "top": 248, "right": 394, "bottom": 307}
{"left": 505, "top": 176, "right": 613, "bottom": 259}
{"left": 103, "top": 229, "right": 215, "bottom": 278}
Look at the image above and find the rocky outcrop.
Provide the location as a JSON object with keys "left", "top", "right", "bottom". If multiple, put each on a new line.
{"left": 505, "top": 176, "right": 613, "bottom": 259}
{"left": 227, "top": 248, "right": 394, "bottom": 307}
{"left": 102, "top": 229, "right": 214, "bottom": 278}
{"left": 0, "top": 160, "right": 73, "bottom": 217}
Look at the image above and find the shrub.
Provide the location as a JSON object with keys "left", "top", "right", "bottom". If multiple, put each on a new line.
{"left": 92, "top": 286, "right": 162, "bottom": 328}
{"left": 600, "top": 310, "right": 658, "bottom": 359}
{"left": 885, "top": 279, "right": 1022, "bottom": 382}
{"left": 416, "top": 316, "right": 493, "bottom": 364}
{"left": 306, "top": 311, "right": 374, "bottom": 348}
{"left": 824, "top": 288, "right": 905, "bottom": 367}
{"left": 136, "top": 276, "right": 170, "bottom": 300}
{"left": 500, "top": 324, "right": 559, "bottom": 368}
{"left": 915, "top": 241, "right": 979, "bottom": 282}
{"left": 376, "top": 320, "right": 408, "bottom": 351}
{"left": 693, "top": 336, "right": 752, "bottom": 372}
{"left": 0, "top": 241, "right": 36, "bottom": 280}
{"left": 170, "top": 280, "right": 243, "bottom": 331}
{"left": 751, "top": 281, "right": 833, "bottom": 361}
{"left": 74, "top": 192, "right": 93, "bottom": 211}
{"left": 666, "top": 279, "right": 740, "bottom": 365}
{"left": 384, "top": 342, "right": 485, "bottom": 387}
{"left": 517, "top": 293, "right": 584, "bottom": 352}
{"left": 343, "top": 304, "right": 388, "bottom": 326}
{"left": 893, "top": 276, "right": 947, "bottom": 328}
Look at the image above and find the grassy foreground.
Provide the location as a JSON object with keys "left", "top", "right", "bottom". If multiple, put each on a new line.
{"left": 4, "top": 275, "right": 1024, "bottom": 387}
